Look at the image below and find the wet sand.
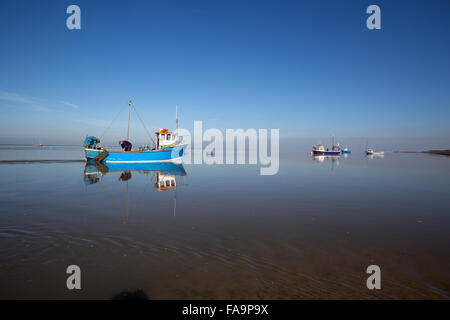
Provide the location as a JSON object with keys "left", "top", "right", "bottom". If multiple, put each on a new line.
{"left": 0, "top": 149, "right": 449, "bottom": 299}
{"left": 1, "top": 206, "right": 449, "bottom": 299}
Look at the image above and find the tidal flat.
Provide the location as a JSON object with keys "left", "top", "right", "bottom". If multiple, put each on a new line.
{"left": 0, "top": 146, "right": 449, "bottom": 299}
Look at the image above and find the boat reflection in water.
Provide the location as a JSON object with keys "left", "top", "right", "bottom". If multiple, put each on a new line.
{"left": 83, "top": 161, "right": 187, "bottom": 221}
{"left": 84, "top": 162, "right": 187, "bottom": 182}
{"left": 366, "top": 153, "right": 385, "bottom": 160}
{"left": 312, "top": 155, "right": 341, "bottom": 171}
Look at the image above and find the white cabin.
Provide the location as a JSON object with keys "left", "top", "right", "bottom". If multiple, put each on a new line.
{"left": 156, "top": 129, "right": 177, "bottom": 149}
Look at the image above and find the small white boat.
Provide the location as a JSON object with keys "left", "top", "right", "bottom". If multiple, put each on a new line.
{"left": 365, "top": 149, "right": 384, "bottom": 155}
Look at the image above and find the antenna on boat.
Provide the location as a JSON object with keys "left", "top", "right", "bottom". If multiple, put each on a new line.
{"left": 127, "top": 99, "right": 132, "bottom": 141}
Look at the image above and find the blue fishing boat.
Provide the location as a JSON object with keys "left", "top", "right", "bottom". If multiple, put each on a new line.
{"left": 84, "top": 100, "right": 186, "bottom": 163}
{"left": 341, "top": 148, "right": 351, "bottom": 154}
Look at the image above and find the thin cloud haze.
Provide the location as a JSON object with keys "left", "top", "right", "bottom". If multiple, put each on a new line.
{"left": 0, "top": 91, "right": 35, "bottom": 104}
{"left": 35, "top": 106, "right": 52, "bottom": 112}
{"left": 61, "top": 101, "right": 79, "bottom": 109}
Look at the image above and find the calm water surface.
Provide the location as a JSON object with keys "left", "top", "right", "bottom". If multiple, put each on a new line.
{"left": 0, "top": 146, "right": 449, "bottom": 299}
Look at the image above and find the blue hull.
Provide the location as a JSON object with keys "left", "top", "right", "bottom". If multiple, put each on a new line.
{"left": 312, "top": 150, "right": 341, "bottom": 156}
{"left": 85, "top": 145, "right": 186, "bottom": 163}
{"left": 341, "top": 150, "right": 351, "bottom": 154}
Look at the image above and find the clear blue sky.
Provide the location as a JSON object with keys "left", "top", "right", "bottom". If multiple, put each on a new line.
{"left": 0, "top": 0, "right": 449, "bottom": 145}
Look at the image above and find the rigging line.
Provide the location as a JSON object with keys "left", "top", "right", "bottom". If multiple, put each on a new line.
{"left": 99, "top": 103, "right": 128, "bottom": 141}
{"left": 131, "top": 101, "right": 156, "bottom": 145}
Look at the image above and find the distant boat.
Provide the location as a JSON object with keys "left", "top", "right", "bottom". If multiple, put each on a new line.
{"left": 32, "top": 144, "right": 43, "bottom": 147}
{"left": 84, "top": 100, "right": 186, "bottom": 163}
{"left": 341, "top": 147, "right": 351, "bottom": 154}
{"left": 366, "top": 149, "right": 384, "bottom": 155}
{"left": 312, "top": 136, "right": 341, "bottom": 156}
{"left": 312, "top": 144, "right": 340, "bottom": 156}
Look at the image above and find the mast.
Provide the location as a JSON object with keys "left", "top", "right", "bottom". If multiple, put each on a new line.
{"left": 127, "top": 99, "right": 131, "bottom": 141}
{"left": 175, "top": 104, "right": 178, "bottom": 133}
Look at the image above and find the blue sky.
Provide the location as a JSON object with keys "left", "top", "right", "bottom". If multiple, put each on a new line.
{"left": 0, "top": 0, "right": 449, "bottom": 145}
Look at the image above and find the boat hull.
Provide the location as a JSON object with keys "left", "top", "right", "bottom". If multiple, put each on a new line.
{"left": 85, "top": 145, "right": 186, "bottom": 163}
{"left": 312, "top": 150, "right": 340, "bottom": 156}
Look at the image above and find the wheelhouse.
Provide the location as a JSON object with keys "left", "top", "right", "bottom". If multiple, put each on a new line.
{"left": 156, "top": 128, "right": 177, "bottom": 149}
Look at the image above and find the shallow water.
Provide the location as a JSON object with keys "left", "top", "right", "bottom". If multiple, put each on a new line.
{"left": 0, "top": 146, "right": 449, "bottom": 299}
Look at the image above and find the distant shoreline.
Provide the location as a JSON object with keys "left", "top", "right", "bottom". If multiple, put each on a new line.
{"left": 0, "top": 144, "right": 114, "bottom": 148}
{"left": 0, "top": 160, "right": 85, "bottom": 164}
{"left": 424, "top": 150, "right": 450, "bottom": 156}
{"left": 394, "top": 149, "right": 450, "bottom": 156}
{"left": 0, "top": 144, "right": 81, "bottom": 147}
{"left": 2, "top": 144, "right": 449, "bottom": 156}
